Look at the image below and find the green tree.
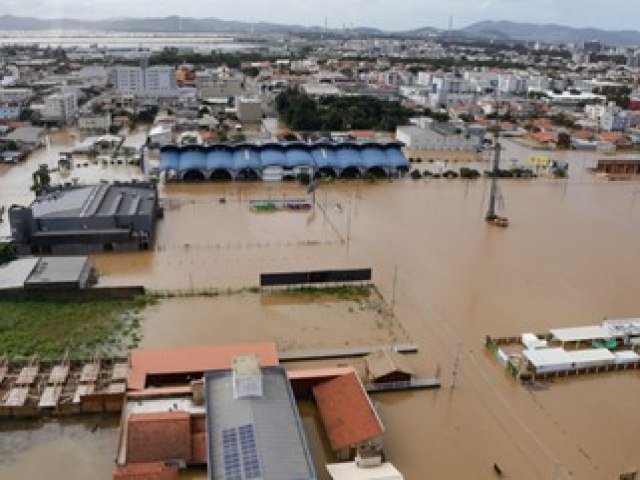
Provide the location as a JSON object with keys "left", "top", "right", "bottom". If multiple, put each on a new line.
{"left": 31, "top": 164, "right": 51, "bottom": 195}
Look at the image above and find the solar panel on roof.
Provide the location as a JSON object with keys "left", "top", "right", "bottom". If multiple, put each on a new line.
{"left": 222, "top": 428, "right": 242, "bottom": 480}
{"left": 238, "top": 424, "right": 261, "bottom": 479}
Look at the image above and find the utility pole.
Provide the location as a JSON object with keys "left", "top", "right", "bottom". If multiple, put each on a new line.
{"left": 450, "top": 342, "right": 461, "bottom": 389}
{"left": 390, "top": 265, "right": 398, "bottom": 312}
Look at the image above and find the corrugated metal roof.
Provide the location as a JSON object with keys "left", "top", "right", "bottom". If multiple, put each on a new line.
{"left": 128, "top": 343, "right": 279, "bottom": 391}
{"left": 550, "top": 325, "right": 611, "bottom": 342}
{"left": 205, "top": 366, "right": 316, "bottom": 480}
{"left": 313, "top": 372, "right": 384, "bottom": 451}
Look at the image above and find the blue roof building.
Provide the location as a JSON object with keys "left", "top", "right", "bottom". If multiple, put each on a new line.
{"left": 159, "top": 141, "right": 409, "bottom": 181}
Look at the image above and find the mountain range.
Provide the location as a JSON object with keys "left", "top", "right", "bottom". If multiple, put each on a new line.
{"left": 0, "top": 15, "right": 639, "bottom": 46}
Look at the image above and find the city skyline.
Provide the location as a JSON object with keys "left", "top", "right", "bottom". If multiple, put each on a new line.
{"left": 1, "top": 0, "right": 639, "bottom": 32}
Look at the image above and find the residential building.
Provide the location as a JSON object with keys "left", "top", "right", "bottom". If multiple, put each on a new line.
{"left": 0, "top": 88, "right": 33, "bottom": 104}
{"left": 235, "top": 97, "right": 262, "bottom": 122}
{"left": 110, "top": 65, "right": 178, "bottom": 98}
{"left": 42, "top": 92, "right": 78, "bottom": 124}
{"left": 77, "top": 111, "right": 112, "bottom": 132}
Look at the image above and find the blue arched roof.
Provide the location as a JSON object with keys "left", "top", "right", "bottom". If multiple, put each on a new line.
{"left": 260, "top": 147, "right": 286, "bottom": 167}
{"left": 335, "top": 146, "right": 364, "bottom": 169}
{"left": 160, "top": 148, "right": 180, "bottom": 171}
{"left": 284, "top": 147, "right": 315, "bottom": 168}
{"left": 360, "top": 146, "right": 389, "bottom": 169}
{"left": 180, "top": 147, "right": 206, "bottom": 171}
{"left": 206, "top": 149, "right": 234, "bottom": 170}
{"left": 233, "top": 148, "right": 261, "bottom": 170}
{"left": 159, "top": 141, "right": 409, "bottom": 173}
{"left": 310, "top": 146, "right": 337, "bottom": 169}
{"left": 385, "top": 145, "right": 411, "bottom": 169}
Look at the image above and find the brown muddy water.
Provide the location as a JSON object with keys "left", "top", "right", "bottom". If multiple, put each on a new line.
{"left": 1, "top": 135, "right": 640, "bottom": 478}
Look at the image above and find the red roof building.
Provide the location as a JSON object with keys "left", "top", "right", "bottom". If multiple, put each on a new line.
{"left": 312, "top": 372, "right": 384, "bottom": 454}
{"left": 127, "top": 343, "right": 279, "bottom": 390}
{"left": 126, "top": 412, "right": 192, "bottom": 464}
{"left": 112, "top": 462, "right": 179, "bottom": 480}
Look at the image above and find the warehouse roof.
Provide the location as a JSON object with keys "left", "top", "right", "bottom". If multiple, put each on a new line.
{"left": 0, "top": 258, "right": 39, "bottom": 289}
{"left": 550, "top": 325, "right": 612, "bottom": 343}
{"left": 205, "top": 366, "right": 316, "bottom": 480}
{"left": 25, "top": 256, "right": 88, "bottom": 286}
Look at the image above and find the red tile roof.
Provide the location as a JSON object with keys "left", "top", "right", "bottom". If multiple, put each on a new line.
{"left": 127, "top": 343, "right": 279, "bottom": 390}
{"left": 112, "top": 462, "right": 179, "bottom": 480}
{"left": 126, "top": 412, "right": 191, "bottom": 464}
{"left": 312, "top": 372, "right": 384, "bottom": 451}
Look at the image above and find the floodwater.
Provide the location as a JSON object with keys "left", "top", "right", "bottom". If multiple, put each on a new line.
{"left": 2, "top": 135, "right": 640, "bottom": 478}
{"left": 0, "top": 31, "right": 263, "bottom": 52}
{"left": 0, "top": 416, "right": 119, "bottom": 480}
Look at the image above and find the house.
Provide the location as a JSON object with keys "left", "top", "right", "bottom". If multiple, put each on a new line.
{"left": 313, "top": 372, "right": 385, "bottom": 461}
{"left": 4, "top": 126, "right": 46, "bottom": 148}
{"left": 364, "top": 349, "right": 414, "bottom": 384}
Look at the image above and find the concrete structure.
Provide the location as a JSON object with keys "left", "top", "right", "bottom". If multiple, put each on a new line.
{"left": 160, "top": 142, "right": 410, "bottom": 181}
{"left": 4, "top": 126, "right": 46, "bottom": 147}
{"left": 396, "top": 125, "right": 481, "bottom": 152}
{"left": 42, "top": 92, "right": 78, "bottom": 125}
{"left": 110, "top": 65, "right": 178, "bottom": 98}
{"left": 0, "top": 88, "right": 33, "bottom": 104}
{"left": 205, "top": 366, "right": 316, "bottom": 480}
{"left": 23, "top": 256, "right": 92, "bottom": 290}
{"left": 9, "top": 182, "right": 160, "bottom": 254}
{"left": 78, "top": 112, "right": 112, "bottom": 133}
{"left": 235, "top": 97, "right": 262, "bottom": 123}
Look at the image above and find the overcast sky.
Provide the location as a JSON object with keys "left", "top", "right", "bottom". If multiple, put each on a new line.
{"left": 1, "top": 0, "right": 639, "bottom": 31}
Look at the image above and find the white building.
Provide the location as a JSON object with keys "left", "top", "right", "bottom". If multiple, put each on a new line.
{"left": 73, "top": 65, "right": 109, "bottom": 88}
{"left": 77, "top": 112, "right": 112, "bottom": 132}
{"left": 109, "top": 65, "right": 178, "bottom": 98}
{"left": 0, "top": 88, "right": 33, "bottom": 104}
{"left": 42, "top": 92, "right": 78, "bottom": 124}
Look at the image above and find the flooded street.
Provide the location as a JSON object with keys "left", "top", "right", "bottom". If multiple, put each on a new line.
{"left": 1, "top": 134, "right": 640, "bottom": 478}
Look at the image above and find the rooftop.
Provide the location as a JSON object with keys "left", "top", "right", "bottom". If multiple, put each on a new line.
{"left": 0, "top": 258, "right": 39, "bottom": 290}
{"left": 25, "top": 256, "right": 88, "bottom": 285}
{"left": 326, "top": 462, "right": 404, "bottom": 480}
{"left": 128, "top": 343, "right": 279, "bottom": 391}
{"left": 550, "top": 325, "right": 612, "bottom": 343}
{"left": 312, "top": 372, "right": 384, "bottom": 451}
{"left": 205, "top": 366, "right": 316, "bottom": 480}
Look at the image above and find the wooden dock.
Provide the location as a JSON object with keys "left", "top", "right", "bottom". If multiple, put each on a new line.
{"left": 365, "top": 378, "right": 441, "bottom": 393}
{"left": 279, "top": 344, "right": 418, "bottom": 362}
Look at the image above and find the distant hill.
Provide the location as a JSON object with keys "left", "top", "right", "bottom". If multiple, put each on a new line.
{"left": 463, "top": 20, "right": 640, "bottom": 46}
{"left": 0, "top": 14, "right": 321, "bottom": 34}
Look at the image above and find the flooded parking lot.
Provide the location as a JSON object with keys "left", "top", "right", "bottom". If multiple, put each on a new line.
{"left": 1, "top": 134, "right": 640, "bottom": 478}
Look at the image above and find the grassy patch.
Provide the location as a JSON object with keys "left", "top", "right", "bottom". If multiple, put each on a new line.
{"left": 281, "top": 285, "right": 372, "bottom": 301}
{"left": 0, "top": 297, "right": 151, "bottom": 360}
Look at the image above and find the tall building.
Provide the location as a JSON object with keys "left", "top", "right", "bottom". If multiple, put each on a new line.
{"left": 110, "top": 64, "right": 178, "bottom": 97}
{"left": 42, "top": 92, "right": 78, "bottom": 124}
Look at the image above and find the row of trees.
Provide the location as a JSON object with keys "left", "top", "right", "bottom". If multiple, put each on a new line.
{"left": 150, "top": 48, "right": 280, "bottom": 68}
{"left": 275, "top": 87, "right": 412, "bottom": 132}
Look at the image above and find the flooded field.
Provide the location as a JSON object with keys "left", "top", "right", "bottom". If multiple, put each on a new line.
{"left": 1, "top": 133, "right": 640, "bottom": 478}
{"left": 140, "top": 289, "right": 410, "bottom": 352}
